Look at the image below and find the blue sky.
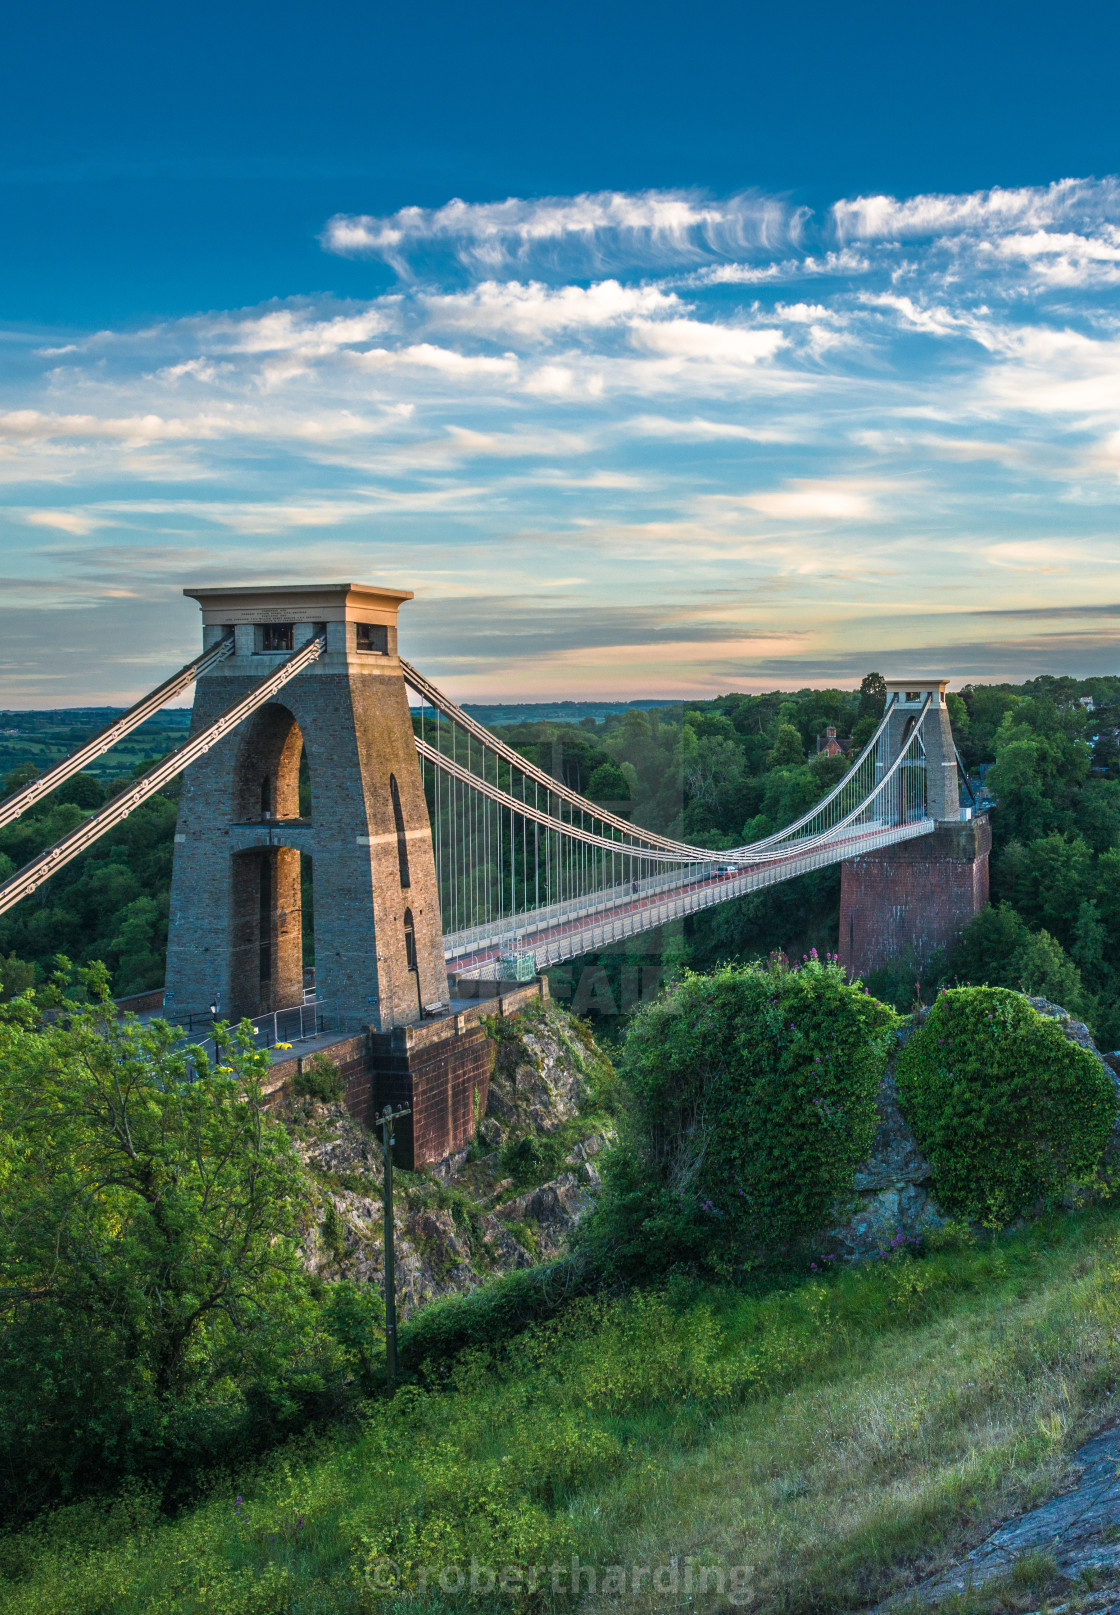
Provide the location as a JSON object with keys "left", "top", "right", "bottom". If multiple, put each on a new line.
{"left": 5, "top": 0, "right": 1120, "bottom": 704}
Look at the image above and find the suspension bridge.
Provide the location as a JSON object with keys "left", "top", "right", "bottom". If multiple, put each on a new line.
{"left": 0, "top": 581, "right": 977, "bottom": 1024}
{"left": 403, "top": 658, "right": 942, "bottom": 980}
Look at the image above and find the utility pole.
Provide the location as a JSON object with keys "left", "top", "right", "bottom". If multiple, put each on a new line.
{"left": 379, "top": 1103, "right": 411, "bottom": 1386}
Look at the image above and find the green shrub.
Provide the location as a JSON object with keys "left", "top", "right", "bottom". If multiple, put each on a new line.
{"left": 400, "top": 1257, "right": 592, "bottom": 1370}
{"left": 896, "top": 986, "right": 1117, "bottom": 1224}
{"left": 293, "top": 1051, "right": 343, "bottom": 1103}
{"left": 500, "top": 1129, "right": 566, "bottom": 1187}
{"left": 587, "top": 956, "right": 897, "bottom": 1278}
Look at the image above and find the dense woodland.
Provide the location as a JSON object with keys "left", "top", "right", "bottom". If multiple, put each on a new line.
{"left": 6, "top": 672, "right": 1120, "bottom": 1041}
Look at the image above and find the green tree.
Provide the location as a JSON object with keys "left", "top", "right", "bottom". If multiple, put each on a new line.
{"left": 987, "top": 738, "right": 1059, "bottom": 843}
{"left": 945, "top": 691, "right": 969, "bottom": 733}
{"left": 0, "top": 951, "right": 35, "bottom": 1002}
{"left": 1008, "top": 833, "right": 1093, "bottom": 945}
{"left": 1096, "top": 847, "right": 1120, "bottom": 937}
{"left": 586, "top": 759, "right": 630, "bottom": 802}
{"left": 1075, "top": 778, "right": 1120, "bottom": 853}
{"left": 951, "top": 901, "right": 1031, "bottom": 985}
{"left": 0, "top": 792, "right": 178, "bottom": 995}
{"left": 1012, "top": 929, "right": 1089, "bottom": 1017}
{"left": 766, "top": 723, "right": 805, "bottom": 769}
{"left": 858, "top": 671, "right": 886, "bottom": 720}
{"left": 0, "top": 965, "right": 378, "bottom": 1518}
{"left": 850, "top": 713, "right": 879, "bottom": 751}
{"left": 1071, "top": 898, "right": 1107, "bottom": 973}
{"left": 53, "top": 772, "right": 105, "bottom": 810}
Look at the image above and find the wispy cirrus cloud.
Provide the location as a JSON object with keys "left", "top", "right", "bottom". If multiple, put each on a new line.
{"left": 831, "top": 177, "right": 1120, "bottom": 243}
{"left": 321, "top": 189, "right": 809, "bottom": 277}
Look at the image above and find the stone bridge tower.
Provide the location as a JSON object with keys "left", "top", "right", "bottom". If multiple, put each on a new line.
{"left": 164, "top": 582, "right": 450, "bottom": 1030}
{"left": 838, "top": 679, "right": 991, "bottom": 982}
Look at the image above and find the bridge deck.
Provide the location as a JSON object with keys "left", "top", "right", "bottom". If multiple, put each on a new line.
{"left": 445, "top": 816, "right": 935, "bottom": 978}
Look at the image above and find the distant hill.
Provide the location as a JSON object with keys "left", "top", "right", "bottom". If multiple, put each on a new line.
{"left": 0, "top": 700, "right": 688, "bottom": 782}
{"left": 460, "top": 698, "right": 684, "bottom": 727}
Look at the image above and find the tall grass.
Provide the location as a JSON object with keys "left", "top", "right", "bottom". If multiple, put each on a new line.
{"left": 4, "top": 1210, "right": 1120, "bottom": 1614}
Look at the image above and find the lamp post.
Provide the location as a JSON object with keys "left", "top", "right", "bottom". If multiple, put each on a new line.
{"left": 379, "top": 1103, "right": 411, "bottom": 1386}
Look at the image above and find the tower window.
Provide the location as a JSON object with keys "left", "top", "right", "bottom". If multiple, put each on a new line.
{"left": 403, "top": 908, "right": 417, "bottom": 972}
{"left": 262, "top": 624, "right": 294, "bottom": 652}
{"left": 389, "top": 773, "right": 411, "bottom": 889}
{"left": 356, "top": 622, "right": 388, "bottom": 654}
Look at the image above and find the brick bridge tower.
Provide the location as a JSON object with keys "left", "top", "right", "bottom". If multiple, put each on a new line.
{"left": 838, "top": 679, "right": 991, "bottom": 981}
{"left": 164, "top": 582, "right": 450, "bottom": 1030}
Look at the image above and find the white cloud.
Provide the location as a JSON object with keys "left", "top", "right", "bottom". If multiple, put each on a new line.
{"left": 322, "top": 189, "right": 808, "bottom": 275}
{"left": 22, "top": 509, "right": 105, "bottom": 535}
{"left": 627, "top": 414, "right": 795, "bottom": 443}
{"left": 347, "top": 344, "right": 519, "bottom": 378}
{"left": 832, "top": 178, "right": 1120, "bottom": 243}
{"left": 628, "top": 319, "right": 786, "bottom": 364}
{"left": 737, "top": 481, "right": 879, "bottom": 520}
{"left": 420, "top": 279, "right": 682, "bottom": 339}
{"left": 0, "top": 407, "right": 389, "bottom": 446}
{"left": 993, "top": 229, "right": 1120, "bottom": 264}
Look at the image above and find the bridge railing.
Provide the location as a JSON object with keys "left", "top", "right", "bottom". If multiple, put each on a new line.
{"left": 442, "top": 860, "right": 719, "bottom": 958}
{"left": 160, "top": 997, "right": 338, "bottom": 1066}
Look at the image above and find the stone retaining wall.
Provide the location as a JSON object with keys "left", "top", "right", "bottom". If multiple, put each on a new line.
{"left": 260, "top": 977, "right": 547, "bottom": 1167}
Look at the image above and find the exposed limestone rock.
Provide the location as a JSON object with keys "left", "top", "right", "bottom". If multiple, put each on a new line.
{"left": 875, "top": 1421, "right": 1120, "bottom": 1610}
{"left": 485, "top": 1005, "right": 592, "bottom": 1134}
{"left": 293, "top": 1102, "right": 383, "bottom": 1184}
{"left": 828, "top": 1073, "right": 943, "bottom": 1257}
{"left": 494, "top": 1163, "right": 601, "bottom": 1259}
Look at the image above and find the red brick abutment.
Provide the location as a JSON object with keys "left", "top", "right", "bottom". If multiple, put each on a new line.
{"left": 838, "top": 816, "right": 991, "bottom": 981}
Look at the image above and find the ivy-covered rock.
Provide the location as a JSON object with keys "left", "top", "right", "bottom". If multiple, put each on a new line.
{"left": 590, "top": 956, "right": 898, "bottom": 1277}
{"left": 895, "top": 986, "right": 1118, "bottom": 1224}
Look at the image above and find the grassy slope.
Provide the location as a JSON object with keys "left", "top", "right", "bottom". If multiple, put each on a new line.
{"left": 4, "top": 1209, "right": 1120, "bottom": 1615}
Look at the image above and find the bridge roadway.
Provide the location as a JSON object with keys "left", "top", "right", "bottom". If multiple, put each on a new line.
{"left": 444, "top": 813, "right": 935, "bottom": 979}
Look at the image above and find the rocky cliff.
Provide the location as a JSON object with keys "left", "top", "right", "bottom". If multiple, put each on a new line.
{"left": 283, "top": 1001, "right": 617, "bottom": 1316}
